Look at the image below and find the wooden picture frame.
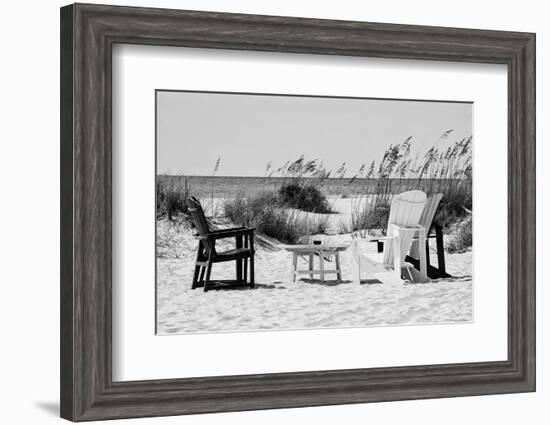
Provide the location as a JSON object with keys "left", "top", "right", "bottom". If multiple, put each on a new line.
{"left": 60, "top": 3, "right": 535, "bottom": 421}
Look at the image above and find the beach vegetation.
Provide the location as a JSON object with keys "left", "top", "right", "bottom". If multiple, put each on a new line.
{"left": 349, "top": 132, "right": 472, "bottom": 239}
{"left": 447, "top": 216, "right": 473, "bottom": 253}
{"left": 224, "top": 191, "right": 329, "bottom": 244}
{"left": 157, "top": 132, "right": 472, "bottom": 249}
{"left": 278, "top": 182, "right": 332, "bottom": 213}
{"left": 156, "top": 175, "right": 191, "bottom": 221}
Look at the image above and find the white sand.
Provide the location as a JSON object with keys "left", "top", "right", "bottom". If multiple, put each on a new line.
{"left": 156, "top": 197, "right": 472, "bottom": 334}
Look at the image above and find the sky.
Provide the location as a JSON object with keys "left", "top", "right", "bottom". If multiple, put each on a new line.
{"left": 156, "top": 90, "right": 472, "bottom": 177}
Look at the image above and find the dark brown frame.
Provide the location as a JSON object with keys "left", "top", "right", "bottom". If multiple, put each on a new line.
{"left": 60, "top": 3, "right": 536, "bottom": 422}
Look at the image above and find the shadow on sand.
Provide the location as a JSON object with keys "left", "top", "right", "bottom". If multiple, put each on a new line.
{"left": 403, "top": 275, "right": 472, "bottom": 285}
{"left": 358, "top": 278, "right": 384, "bottom": 285}
{"left": 201, "top": 275, "right": 470, "bottom": 291}
{"left": 294, "top": 278, "right": 354, "bottom": 287}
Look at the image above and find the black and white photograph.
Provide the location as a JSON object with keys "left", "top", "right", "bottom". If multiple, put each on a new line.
{"left": 1, "top": 0, "right": 541, "bottom": 424}
{"left": 156, "top": 90, "right": 473, "bottom": 334}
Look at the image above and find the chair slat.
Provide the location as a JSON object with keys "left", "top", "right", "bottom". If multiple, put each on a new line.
{"left": 187, "top": 196, "right": 215, "bottom": 254}
{"left": 410, "top": 193, "right": 443, "bottom": 258}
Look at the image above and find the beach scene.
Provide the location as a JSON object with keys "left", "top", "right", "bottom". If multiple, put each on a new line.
{"left": 156, "top": 91, "right": 473, "bottom": 335}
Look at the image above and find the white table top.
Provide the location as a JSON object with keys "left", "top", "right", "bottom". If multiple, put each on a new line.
{"left": 283, "top": 244, "right": 350, "bottom": 253}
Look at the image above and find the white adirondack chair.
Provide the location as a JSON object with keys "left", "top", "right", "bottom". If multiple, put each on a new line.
{"left": 351, "top": 190, "right": 429, "bottom": 284}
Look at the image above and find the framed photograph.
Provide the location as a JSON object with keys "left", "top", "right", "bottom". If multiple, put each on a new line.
{"left": 60, "top": 3, "right": 536, "bottom": 421}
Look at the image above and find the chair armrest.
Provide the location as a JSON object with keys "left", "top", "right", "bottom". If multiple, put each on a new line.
{"left": 354, "top": 235, "right": 395, "bottom": 243}
{"left": 367, "top": 236, "right": 390, "bottom": 243}
{"left": 197, "top": 227, "right": 255, "bottom": 240}
{"left": 209, "top": 227, "right": 248, "bottom": 234}
{"left": 389, "top": 224, "right": 425, "bottom": 235}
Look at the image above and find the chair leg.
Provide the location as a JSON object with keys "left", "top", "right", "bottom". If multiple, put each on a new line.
{"left": 435, "top": 224, "right": 447, "bottom": 275}
{"left": 243, "top": 235, "right": 249, "bottom": 286}
{"left": 249, "top": 234, "right": 255, "bottom": 286}
{"left": 249, "top": 254, "right": 255, "bottom": 287}
{"left": 291, "top": 252, "right": 297, "bottom": 282}
{"left": 309, "top": 254, "right": 314, "bottom": 279}
{"left": 198, "top": 266, "right": 206, "bottom": 286}
{"left": 192, "top": 242, "right": 203, "bottom": 289}
{"left": 393, "top": 231, "right": 402, "bottom": 281}
{"left": 236, "top": 235, "right": 243, "bottom": 283}
{"left": 425, "top": 239, "right": 431, "bottom": 269}
{"left": 418, "top": 234, "right": 428, "bottom": 282}
{"left": 335, "top": 252, "right": 342, "bottom": 281}
{"left": 204, "top": 261, "right": 212, "bottom": 292}
{"left": 192, "top": 265, "right": 201, "bottom": 289}
{"left": 236, "top": 260, "right": 243, "bottom": 283}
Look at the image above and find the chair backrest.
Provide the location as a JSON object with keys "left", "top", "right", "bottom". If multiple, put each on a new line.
{"left": 409, "top": 193, "right": 443, "bottom": 259}
{"left": 382, "top": 190, "right": 427, "bottom": 266}
{"left": 186, "top": 197, "right": 215, "bottom": 253}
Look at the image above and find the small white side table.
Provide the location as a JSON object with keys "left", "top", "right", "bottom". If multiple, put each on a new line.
{"left": 283, "top": 244, "right": 349, "bottom": 282}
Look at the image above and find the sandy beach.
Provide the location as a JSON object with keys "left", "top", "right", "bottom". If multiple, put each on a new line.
{"left": 156, "top": 197, "right": 473, "bottom": 335}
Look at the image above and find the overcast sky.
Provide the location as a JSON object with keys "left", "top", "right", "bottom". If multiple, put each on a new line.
{"left": 157, "top": 90, "right": 472, "bottom": 177}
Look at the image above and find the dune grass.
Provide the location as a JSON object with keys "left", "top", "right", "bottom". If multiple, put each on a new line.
{"left": 223, "top": 191, "right": 329, "bottom": 244}
{"left": 156, "top": 175, "right": 191, "bottom": 221}
{"left": 349, "top": 133, "right": 472, "bottom": 234}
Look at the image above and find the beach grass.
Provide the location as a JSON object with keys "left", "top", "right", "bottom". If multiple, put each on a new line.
{"left": 223, "top": 191, "right": 329, "bottom": 244}
{"left": 156, "top": 176, "right": 191, "bottom": 221}
{"left": 348, "top": 133, "right": 472, "bottom": 233}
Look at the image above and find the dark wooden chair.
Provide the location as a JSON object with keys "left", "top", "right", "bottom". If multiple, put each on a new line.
{"left": 186, "top": 197, "right": 255, "bottom": 291}
{"left": 372, "top": 193, "right": 451, "bottom": 279}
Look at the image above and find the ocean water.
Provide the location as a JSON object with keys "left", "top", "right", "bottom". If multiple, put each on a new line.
{"left": 157, "top": 175, "right": 452, "bottom": 199}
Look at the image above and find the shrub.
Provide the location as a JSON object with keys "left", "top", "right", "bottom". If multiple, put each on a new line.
{"left": 224, "top": 191, "right": 329, "bottom": 244}
{"left": 435, "top": 183, "right": 472, "bottom": 228}
{"left": 278, "top": 183, "right": 332, "bottom": 213}
{"left": 447, "top": 216, "right": 472, "bottom": 253}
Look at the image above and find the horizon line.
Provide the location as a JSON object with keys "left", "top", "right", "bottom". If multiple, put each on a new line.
{"left": 157, "top": 174, "right": 467, "bottom": 180}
